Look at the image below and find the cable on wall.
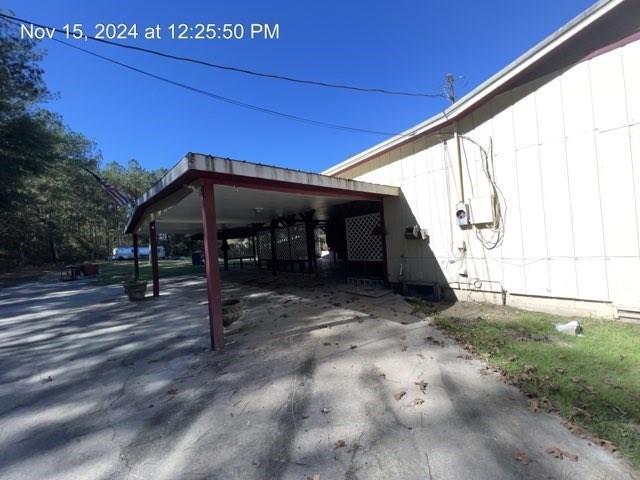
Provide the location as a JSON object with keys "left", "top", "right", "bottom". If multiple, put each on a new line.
{"left": 460, "top": 135, "right": 507, "bottom": 250}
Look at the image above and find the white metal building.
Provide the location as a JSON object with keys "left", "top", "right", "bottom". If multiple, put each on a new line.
{"left": 324, "top": 0, "right": 640, "bottom": 319}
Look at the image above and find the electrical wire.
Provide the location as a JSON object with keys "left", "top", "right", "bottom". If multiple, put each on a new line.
{"left": 49, "top": 37, "right": 418, "bottom": 137}
{"left": 0, "top": 12, "right": 446, "bottom": 99}
{"left": 460, "top": 135, "right": 507, "bottom": 250}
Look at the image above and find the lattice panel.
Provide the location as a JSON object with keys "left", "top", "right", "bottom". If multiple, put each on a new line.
{"left": 257, "top": 231, "right": 271, "bottom": 259}
{"left": 289, "top": 224, "right": 308, "bottom": 260}
{"left": 346, "top": 213, "right": 383, "bottom": 262}
{"left": 275, "top": 228, "right": 291, "bottom": 260}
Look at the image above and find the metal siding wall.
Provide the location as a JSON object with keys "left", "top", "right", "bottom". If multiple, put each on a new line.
{"left": 351, "top": 39, "right": 640, "bottom": 308}
{"left": 624, "top": 41, "right": 640, "bottom": 124}
{"left": 540, "top": 140, "right": 578, "bottom": 298}
{"left": 565, "top": 133, "right": 609, "bottom": 301}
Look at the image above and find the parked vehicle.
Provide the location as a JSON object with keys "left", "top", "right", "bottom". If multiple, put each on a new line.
{"left": 112, "top": 246, "right": 165, "bottom": 260}
{"left": 112, "top": 247, "right": 133, "bottom": 260}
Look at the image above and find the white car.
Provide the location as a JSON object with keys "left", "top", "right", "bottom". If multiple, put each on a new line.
{"left": 112, "top": 246, "right": 133, "bottom": 260}
{"left": 112, "top": 246, "right": 165, "bottom": 260}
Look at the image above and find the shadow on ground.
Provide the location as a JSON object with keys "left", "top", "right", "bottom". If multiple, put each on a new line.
{"left": 0, "top": 272, "right": 635, "bottom": 480}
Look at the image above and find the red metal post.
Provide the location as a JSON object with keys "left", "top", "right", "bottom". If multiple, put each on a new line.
{"left": 132, "top": 233, "right": 140, "bottom": 281}
{"left": 201, "top": 180, "right": 224, "bottom": 350}
{"left": 149, "top": 221, "right": 160, "bottom": 297}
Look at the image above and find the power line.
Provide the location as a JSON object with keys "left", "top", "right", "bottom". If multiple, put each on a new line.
{"left": 0, "top": 12, "right": 446, "bottom": 99}
{"left": 49, "top": 37, "right": 414, "bottom": 137}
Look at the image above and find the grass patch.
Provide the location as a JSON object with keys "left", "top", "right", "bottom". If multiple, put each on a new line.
{"left": 95, "top": 259, "right": 205, "bottom": 285}
{"left": 422, "top": 301, "right": 640, "bottom": 466}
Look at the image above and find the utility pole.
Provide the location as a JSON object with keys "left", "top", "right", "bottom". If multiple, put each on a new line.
{"left": 445, "top": 73, "right": 465, "bottom": 202}
{"left": 445, "top": 73, "right": 456, "bottom": 104}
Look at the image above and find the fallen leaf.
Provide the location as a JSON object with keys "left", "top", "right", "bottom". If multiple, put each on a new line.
{"left": 414, "top": 380, "right": 428, "bottom": 393}
{"left": 523, "top": 364, "right": 536, "bottom": 374}
{"left": 545, "top": 446, "right": 578, "bottom": 462}
{"left": 594, "top": 438, "right": 617, "bottom": 453}
{"left": 545, "top": 447, "right": 563, "bottom": 459}
{"left": 564, "top": 451, "right": 578, "bottom": 462}
{"left": 570, "top": 407, "right": 592, "bottom": 420}
{"left": 507, "top": 355, "right": 518, "bottom": 362}
{"left": 563, "top": 421, "right": 586, "bottom": 438}
{"left": 323, "top": 342, "right": 331, "bottom": 346}
{"left": 515, "top": 449, "right": 531, "bottom": 465}
{"left": 334, "top": 439, "right": 346, "bottom": 449}
{"left": 411, "top": 398, "right": 425, "bottom": 406}
{"left": 527, "top": 399, "right": 540, "bottom": 413}
{"left": 393, "top": 391, "right": 407, "bottom": 401}
{"left": 350, "top": 345, "right": 358, "bottom": 350}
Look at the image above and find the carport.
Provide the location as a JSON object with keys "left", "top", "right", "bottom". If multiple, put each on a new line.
{"left": 124, "top": 153, "right": 399, "bottom": 350}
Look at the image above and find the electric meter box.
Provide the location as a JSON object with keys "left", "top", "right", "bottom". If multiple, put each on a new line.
{"left": 455, "top": 202, "right": 470, "bottom": 227}
{"left": 469, "top": 195, "right": 495, "bottom": 225}
{"left": 404, "top": 225, "right": 429, "bottom": 241}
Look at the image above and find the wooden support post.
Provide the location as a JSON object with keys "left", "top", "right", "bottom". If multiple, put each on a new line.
{"left": 303, "top": 211, "right": 316, "bottom": 274}
{"left": 222, "top": 239, "right": 229, "bottom": 271}
{"left": 132, "top": 233, "right": 140, "bottom": 281}
{"left": 270, "top": 220, "right": 278, "bottom": 276}
{"left": 149, "top": 221, "right": 159, "bottom": 297}
{"left": 252, "top": 234, "right": 257, "bottom": 268}
{"left": 201, "top": 180, "right": 224, "bottom": 350}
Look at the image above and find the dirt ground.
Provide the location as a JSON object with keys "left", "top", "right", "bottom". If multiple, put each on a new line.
{"left": 0, "top": 272, "right": 636, "bottom": 479}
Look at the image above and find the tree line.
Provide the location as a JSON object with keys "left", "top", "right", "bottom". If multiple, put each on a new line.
{"left": 0, "top": 16, "right": 166, "bottom": 269}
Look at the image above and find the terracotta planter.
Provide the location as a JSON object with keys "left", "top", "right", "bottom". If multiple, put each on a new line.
{"left": 222, "top": 299, "right": 243, "bottom": 327}
{"left": 124, "top": 281, "right": 147, "bottom": 301}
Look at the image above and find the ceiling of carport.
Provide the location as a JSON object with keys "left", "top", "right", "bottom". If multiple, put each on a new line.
{"left": 148, "top": 185, "right": 370, "bottom": 234}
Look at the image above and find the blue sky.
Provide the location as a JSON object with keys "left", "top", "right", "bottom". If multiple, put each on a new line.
{"left": 5, "top": 0, "right": 594, "bottom": 173}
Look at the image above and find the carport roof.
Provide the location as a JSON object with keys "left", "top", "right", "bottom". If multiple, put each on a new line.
{"left": 124, "top": 153, "right": 399, "bottom": 234}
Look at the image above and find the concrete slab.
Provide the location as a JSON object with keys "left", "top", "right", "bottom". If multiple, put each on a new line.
{"left": 0, "top": 274, "right": 636, "bottom": 480}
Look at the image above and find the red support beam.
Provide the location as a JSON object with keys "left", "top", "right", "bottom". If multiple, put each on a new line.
{"left": 132, "top": 233, "right": 140, "bottom": 281}
{"left": 149, "top": 221, "right": 160, "bottom": 297}
{"left": 201, "top": 180, "right": 224, "bottom": 350}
